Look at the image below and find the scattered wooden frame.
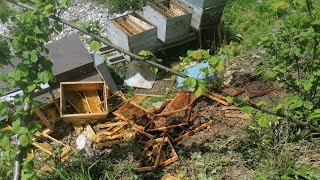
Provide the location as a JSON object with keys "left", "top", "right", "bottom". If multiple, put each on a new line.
{"left": 60, "top": 82, "right": 110, "bottom": 124}
{"left": 161, "top": 91, "right": 196, "bottom": 113}
{"left": 158, "top": 137, "right": 179, "bottom": 167}
{"left": 148, "top": 108, "right": 191, "bottom": 132}
{"left": 171, "top": 113, "right": 214, "bottom": 144}
{"left": 32, "top": 132, "right": 74, "bottom": 162}
{"left": 137, "top": 137, "right": 165, "bottom": 172}
{"left": 107, "top": 91, "right": 127, "bottom": 113}
{"left": 34, "top": 98, "right": 61, "bottom": 131}
{"left": 113, "top": 102, "right": 152, "bottom": 131}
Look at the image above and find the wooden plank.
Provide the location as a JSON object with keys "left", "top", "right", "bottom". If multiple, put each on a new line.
{"left": 224, "top": 113, "right": 251, "bottom": 119}
{"left": 64, "top": 91, "right": 91, "bottom": 113}
{"left": 204, "top": 93, "right": 230, "bottom": 106}
{"left": 61, "top": 113, "right": 107, "bottom": 124}
{"left": 61, "top": 81, "right": 104, "bottom": 91}
{"left": 84, "top": 90, "right": 103, "bottom": 113}
{"left": 49, "top": 90, "right": 60, "bottom": 113}
{"left": 32, "top": 142, "right": 52, "bottom": 155}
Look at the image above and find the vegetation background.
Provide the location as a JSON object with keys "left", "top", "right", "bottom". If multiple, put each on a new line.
{"left": 0, "top": 0, "right": 320, "bottom": 179}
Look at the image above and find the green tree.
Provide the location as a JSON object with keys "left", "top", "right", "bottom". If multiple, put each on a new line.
{"left": 0, "top": 0, "right": 71, "bottom": 179}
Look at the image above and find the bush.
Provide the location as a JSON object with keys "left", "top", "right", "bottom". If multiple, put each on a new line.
{"left": 103, "top": 0, "right": 146, "bottom": 13}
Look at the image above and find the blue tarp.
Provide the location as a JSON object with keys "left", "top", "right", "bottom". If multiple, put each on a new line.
{"left": 176, "top": 61, "right": 214, "bottom": 89}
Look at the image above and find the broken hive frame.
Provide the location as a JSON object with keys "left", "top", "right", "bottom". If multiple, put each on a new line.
{"left": 148, "top": 108, "right": 191, "bottom": 132}
{"left": 60, "top": 82, "right": 110, "bottom": 124}
{"left": 107, "top": 91, "right": 127, "bottom": 113}
{"left": 32, "top": 132, "right": 74, "bottom": 162}
{"left": 161, "top": 91, "right": 196, "bottom": 113}
{"left": 94, "top": 129, "right": 135, "bottom": 147}
{"left": 113, "top": 102, "right": 152, "bottom": 131}
{"left": 172, "top": 113, "right": 214, "bottom": 144}
{"left": 34, "top": 98, "right": 61, "bottom": 131}
{"left": 158, "top": 137, "right": 179, "bottom": 168}
{"left": 137, "top": 137, "right": 165, "bottom": 172}
{"left": 73, "top": 123, "right": 96, "bottom": 139}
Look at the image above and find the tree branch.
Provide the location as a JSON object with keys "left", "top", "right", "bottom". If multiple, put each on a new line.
{"left": 238, "top": 98, "right": 320, "bottom": 132}
{"left": 5, "top": 0, "right": 188, "bottom": 78}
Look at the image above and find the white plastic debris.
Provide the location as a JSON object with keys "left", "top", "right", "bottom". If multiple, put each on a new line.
{"left": 76, "top": 134, "right": 92, "bottom": 150}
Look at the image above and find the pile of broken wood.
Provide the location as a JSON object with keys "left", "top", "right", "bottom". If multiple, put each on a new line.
{"left": 26, "top": 80, "right": 253, "bottom": 172}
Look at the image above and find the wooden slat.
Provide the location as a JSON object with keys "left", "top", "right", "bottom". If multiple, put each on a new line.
{"left": 65, "top": 91, "right": 91, "bottom": 113}
{"left": 61, "top": 82, "right": 104, "bottom": 91}
{"left": 32, "top": 142, "right": 52, "bottom": 155}
{"left": 84, "top": 90, "right": 103, "bottom": 113}
{"left": 34, "top": 108, "right": 53, "bottom": 130}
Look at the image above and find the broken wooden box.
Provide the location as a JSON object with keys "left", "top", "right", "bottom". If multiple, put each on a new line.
{"left": 60, "top": 82, "right": 110, "bottom": 124}
{"left": 33, "top": 98, "right": 60, "bottom": 131}
{"left": 32, "top": 132, "right": 74, "bottom": 162}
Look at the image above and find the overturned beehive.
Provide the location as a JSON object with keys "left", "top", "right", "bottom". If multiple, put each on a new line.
{"left": 106, "top": 13, "right": 158, "bottom": 54}
{"left": 143, "top": 1, "right": 192, "bottom": 44}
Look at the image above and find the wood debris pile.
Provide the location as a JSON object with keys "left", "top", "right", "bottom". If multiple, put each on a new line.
{"left": 18, "top": 80, "right": 260, "bottom": 171}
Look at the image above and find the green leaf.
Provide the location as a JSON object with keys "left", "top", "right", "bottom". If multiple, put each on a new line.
{"left": 18, "top": 127, "right": 29, "bottom": 135}
{"left": 27, "top": 84, "right": 37, "bottom": 92}
{"left": 258, "top": 116, "right": 269, "bottom": 128}
{"left": 303, "top": 82, "right": 313, "bottom": 91}
{"left": 183, "top": 78, "right": 197, "bottom": 88}
{"left": 12, "top": 39, "right": 23, "bottom": 50}
{"left": 138, "top": 50, "right": 151, "bottom": 57}
{"left": 60, "top": 0, "right": 71, "bottom": 8}
{"left": 149, "top": 66, "right": 158, "bottom": 74}
{"left": 12, "top": 120, "right": 21, "bottom": 133}
{"left": 226, "top": 96, "right": 234, "bottom": 103}
{"left": 0, "top": 136, "right": 10, "bottom": 149}
{"left": 90, "top": 40, "right": 101, "bottom": 52}
{"left": 34, "top": 27, "right": 43, "bottom": 34}
{"left": 194, "top": 86, "right": 203, "bottom": 98}
{"left": 44, "top": 4, "right": 54, "bottom": 15}
{"left": 216, "top": 60, "right": 225, "bottom": 72}
{"left": 192, "top": 50, "right": 203, "bottom": 60}
{"left": 257, "top": 101, "right": 269, "bottom": 107}
{"left": 19, "top": 134, "right": 30, "bottom": 147}
{"left": 30, "top": 53, "right": 38, "bottom": 62}
{"left": 264, "top": 70, "right": 277, "bottom": 79}
{"left": 202, "top": 50, "right": 210, "bottom": 59}
{"left": 38, "top": 71, "right": 53, "bottom": 84}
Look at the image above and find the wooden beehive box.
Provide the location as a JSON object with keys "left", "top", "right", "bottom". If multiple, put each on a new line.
{"left": 60, "top": 81, "right": 110, "bottom": 124}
